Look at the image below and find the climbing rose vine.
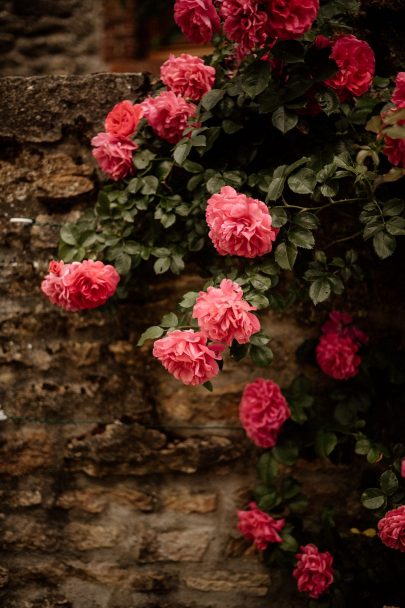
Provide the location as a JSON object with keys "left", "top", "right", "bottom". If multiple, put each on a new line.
{"left": 42, "top": 0, "right": 405, "bottom": 605}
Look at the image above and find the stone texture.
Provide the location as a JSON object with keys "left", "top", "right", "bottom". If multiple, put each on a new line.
{"left": 0, "top": 0, "right": 105, "bottom": 76}
{"left": 0, "top": 73, "right": 278, "bottom": 608}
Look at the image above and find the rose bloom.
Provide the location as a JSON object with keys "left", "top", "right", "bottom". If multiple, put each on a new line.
{"left": 141, "top": 91, "right": 197, "bottom": 144}
{"left": 160, "top": 54, "right": 216, "bottom": 102}
{"left": 206, "top": 186, "right": 278, "bottom": 258}
{"left": 392, "top": 72, "right": 405, "bottom": 108}
{"left": 152, "top": 329, "right": 222, "bottom": 386}
{"left": 266, "top": 0, "right": 319, "bottom": 40}
{"left": 41, "top": 260, "right": 120, "bottom": 312}
{"left": 293, "top": 544, "right": 334, "bottom": 599}
{"left": 91, "top": 132, "right": 137, "bottom": 181}
{"left": 239, "top": 378, "right": 291, "bottom": 448}
{"left": 237, "top": 502, "right": 285, "bottom": 550}
{"left": 192, "top": 279, "right": 260, "bottom": 346}
{"left": 383, "top": 135, "right": 405, "bottom": 168}
{"left": 378, "top": 505, "right": 405, "bottom": 553}
{"left": 174, "top": 0, "right": 220, "bottom": 44}
{"left": 321, "top": 311, "right": 368, "bottom": 346}
{"left": 325, "top": 35, "right": 375, "bottom": 97}
{"left": 401, "top": 458, "right": 405, "bottom": 478}
{"left": 105, "top": 100, "right": 143, "bottom": 137}
{"left": 219, "top": 0, "right": 269, "bottom": 59}
{"left": 316, "top": 332, "right": 361, "bottom": 380}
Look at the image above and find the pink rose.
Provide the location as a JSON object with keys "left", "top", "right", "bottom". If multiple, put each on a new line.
{"left": 141, "top": 91, "right": 197, "bottom": 145}
{"left": 378, "top": 505, "right": 405, "bottom": 552}
{"left": 266, "top": 0, "right": 319, "bottom": 40}
{"left": 383, "top": 136, "right": 405, "bottom": 168}
{"left": 321, "top": 311, "right": 368, "bottom": 346}
{"left": 293, "top": 544, "right": 334, "bottom": 599}
{"left": 160, "top": 54, "right": 216, "bottom": 102}
{"left": 174, "top": 0, "right": 221, "bottom": 44}
{"left": 105, "top": 100, "right": 143, "bottom": 137}
{"left": 206, "top": 186, "right": 278, "bottom": 258}
{"left": 192, "top": 279, "right": 260, "bottom": 346}
{"left": 401, "top": 458, "right": 405, "bottom": 478}
{"left": 152, "top": 329, "right": 222, "bottom": 385}
{"left": 91, "top": 132, "right": 137, "bottom": 181}
{"left": 392, "top": 72, "right": 405, "bottom": 108}
{"left": 41, "top": 260, "right": 74, "bottom": 311}
{"left": 239, "top": 378, "right": 291, "bottom": 448}
{"left": 325, "top": 35, "right": 375, "bottom": 97}
{"left": 316, "top": 333, "right": 361, "bottom": 380}
{"left": 41, "top": 260, "right": 120, "bottom": 312}
{"left": 237, "top": 502, "right": 285, "bottom": 550}
{"left": 219, "top": 0, "right": 269, "bottom": 59}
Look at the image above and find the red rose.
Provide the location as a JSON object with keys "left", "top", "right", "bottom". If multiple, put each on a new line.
{"left": 266, "top": 0, "right": 319, "bottom": 40}
{"left": 174, "top": 0, "right": 220, "bottom": 44}
{"left": 293, "top": 544, "right": 334, "bottom": 599}
{"left": 325, "top": 35, "right": 375, "bottom": 97}
{"left": 105, "top": 100, "right": 143, "bottom": 137}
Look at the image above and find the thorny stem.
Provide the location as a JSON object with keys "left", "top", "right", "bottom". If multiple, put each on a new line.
{"left": 324, "top": 230, "right": 363, "bottom": 249}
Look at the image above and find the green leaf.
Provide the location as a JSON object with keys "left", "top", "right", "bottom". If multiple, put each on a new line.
{"left": 309, "top": 279, "right": 331, "bottom": 305}
{"left": 60, "top": 225, "right": 77, "bottom": 246}
{"left": 154, "top": 257, "right": 171, "bottom": 274}
{"left": 288, "top": 169, "right": 317, "bottom": 194}
{"left": 258, "top": 492, "right": 279, "bottom": 511}
{"left": 179, "top": 291, "right": 198, "bottom": 309}
{"left": 373, "top": 231, "right": 396, "bottom": 259}
{"left": 114, "top": 252, "right": 131, "bottom": 275}
{"left": 275, "top": 242, "right": 297, "bottom": 270}
{"left": 173, "top": 142, "right": 192, "bottom": 165}
{"left": 361, "top": 488, "right": 386, "bottom": 510}
{"left": 206, "top": 175, "right": 226, "bottom": 194}
{"left": 267, "top": 177, "right": 286, "bottom": 201}
{"left": 315, "top": 431, "right": 338, "bottom": 459}
{"left": 289, "top": 228, "right": 315, "bottom": 249}
{"left": 386, "top": 216, "right": 405, "bottom": 236}
{"left": 161, "top": 313, "right": 178, "bottom": 328}
{"left": 279, "top": 534, "right": 299, "bottom": 553}
{"left": 316, "top": 89, "right": 340, "bottom": 115}
{"left": 250, "top": 345, "right": 274, "bottom": 367}
{"left": 170, "top": 255, "right": 185, "bottom": 274}
{"left": 133, "top": 149, "right": 155, "bottom": 170}
{"left": 355, "top": 438, "right": 371, "bottom": 455}
{"left": 201, "top": 89, "right": 225, "bottom": 110}
{"left": 270, "top": 206, "right": 288, "bottom": 228}
{"left": 272, "top": 445, "right": 299, "bottom": 466}
{"left": 182, "top": 159, "right": 203, "bottom": 173}
{"left": 203, "top": 381, "right": 213, "bottom": 392}
{"left": 272, "top": 106, "right": 298, "bottom": 134}
{"left": 141, "top": 175, "right": 159, "bottom": 195}
{"left": 379, "top": 470, "right": 399, "bottom": 496}
{"left": 137, "top": 326, "right": 164, "bottom": 346}
{"left": 383, "top": 198, "right": 404, "bottom": 216}
{"left": 222, "top": 119, "right": 243, "bottom": 134}
{"left": 241, "top": 61, "right": 271, "bottom": 98}
{"left": 257, "top": 452, "right": 278, "bottom": 484}
{"left": 293, "top": 212, "right": 319, "bottom": 230}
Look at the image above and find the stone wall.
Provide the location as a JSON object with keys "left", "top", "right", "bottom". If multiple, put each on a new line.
{"left": 0, "top": 73, "right": 317, "bottom": 608}
{"left": 0, "top": 0, "right": 104, "bottom": 75}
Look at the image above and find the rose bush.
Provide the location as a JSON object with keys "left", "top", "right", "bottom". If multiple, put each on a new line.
{"left": 42, "top": 0, "right": 405, "bottom": 604}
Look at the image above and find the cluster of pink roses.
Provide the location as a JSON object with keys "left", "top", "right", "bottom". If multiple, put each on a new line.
{"left": 237, "top": 503, "right": 334, "bottom": 599}
{"left": 174, "top": 0, "right": 320, "bottom": 58}
{"left": 381, "top": 72, "right": 405, "bottom": 168}
{"left": 153, "top": 279, "right": 260, "bottom": 385}
{"left": 41, "top": 260, "right": 120, "bottom": 312}
{"left": 316, "top": 311, "right": 368, "bottom": 381}
{"left": 91, "top": 53, "right": 216, "bottom": 179}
